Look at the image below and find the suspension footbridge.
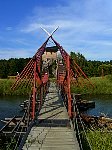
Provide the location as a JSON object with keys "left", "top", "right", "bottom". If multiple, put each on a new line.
{"left": 0, "top": 29, "right": 93, "bottom": 150}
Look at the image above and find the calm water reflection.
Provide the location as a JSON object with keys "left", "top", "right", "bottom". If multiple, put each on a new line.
{"left": 82, "top": 95, "right": 112, "bottom": 117}
{"left": 0, "top": 95, "right": 28, "bottom": 128}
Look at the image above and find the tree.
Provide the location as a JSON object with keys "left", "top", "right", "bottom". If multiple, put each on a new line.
{"left": 98, "top": 64, "right": 112, "bottom": 76}
{"left": 0, "top": 58, "right": 31, "bottom": 78}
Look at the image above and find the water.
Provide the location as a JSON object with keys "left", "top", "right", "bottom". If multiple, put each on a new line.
{"left": 0, "top": 95, "right": 28, "bottom": 129}
{"left": 0, "top": 95, "right": 112, "bottom": 129}
{"left": 82, "top": 94, "right": 112, "bottom": 117}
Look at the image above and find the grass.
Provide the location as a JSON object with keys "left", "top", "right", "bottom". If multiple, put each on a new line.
{"left": 0, "top": 75, "right": 112, "bottom": 95}
{"left": 0, "top": 79, "right": 31, "bottom": 96}
{"left": 71, "top": 75, "right": 112, "bottom": 95}
{"left": 86, "top": 129, "right": 112, "bottom": 150}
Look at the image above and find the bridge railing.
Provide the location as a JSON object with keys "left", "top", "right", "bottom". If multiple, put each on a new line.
{"left": 17, "top": 80, "right": 50, "bottom": 150}
{"left": 72, "top": 94, "right": 92, "bottom": 150}
{"left": 6, "top": 111, "right": 27, "bottom": 150}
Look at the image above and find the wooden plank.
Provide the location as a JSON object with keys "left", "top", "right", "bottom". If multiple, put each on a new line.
{"left": 23, "top": 82, "right": 80, "bottom": 150}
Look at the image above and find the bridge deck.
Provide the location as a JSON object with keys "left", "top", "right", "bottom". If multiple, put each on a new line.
{"left": 23, "top": 82, "right": 80, "bottom": 150}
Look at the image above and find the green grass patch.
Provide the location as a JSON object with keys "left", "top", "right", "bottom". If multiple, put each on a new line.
{"left": 86, "top": 129, "right": 112, "bottom": 150}
{"left": 0, "top": 79, "right": 31, "bottom": 96}
{"left": 1, "top": 75, "right": 112, "bottom": 95}
{"left": 71, "top": 75, "right": 112, "bottom": 95}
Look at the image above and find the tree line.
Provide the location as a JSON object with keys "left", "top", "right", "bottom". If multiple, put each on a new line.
{"left": 0, "top": 58, "right": 31, "bottom": 78}
{"left": 70, "top": 52, "right": 112, "bottom": 77}
{"left": 0, "top": 52, "right": 112, "bottom": 78}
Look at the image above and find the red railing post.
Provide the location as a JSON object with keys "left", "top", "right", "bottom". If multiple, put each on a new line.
{"left": 32, "top": 61, "right": 36, "bottom": 119}
{"left": 67, "top": 55, "right": 72, "bottom": 118}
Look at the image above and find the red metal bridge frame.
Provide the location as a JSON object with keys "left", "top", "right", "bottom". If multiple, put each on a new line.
{"left": 51, "top": 36, "right": 94, "bottom": 118}
{"left": 50, "top": 37, "right": 72, "bottom": 117}
{"left": 12, "top": 37, "right": 50, "bottom": 119}
{"left": 12, "top": 35, "right": 94, "bottom": 120}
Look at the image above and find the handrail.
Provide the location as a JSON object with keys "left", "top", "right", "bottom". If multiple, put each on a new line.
{"left": 6, "top": 111, "right": 26, "bottom": 150}
{"left": 18, "top": 80, "right": 49, "bottom": 149}
{"left": 72, "top": 96, "right": 92, "bottom": 150}
{"left": 18, "top": 99, "right": 43, "bottom": 150}
{"left": 72, "top": 97, "right": 83, "bottom": 150}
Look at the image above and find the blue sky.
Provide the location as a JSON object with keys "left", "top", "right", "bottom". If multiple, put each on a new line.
{"left": 0, "top": 0, "right": 112, "bottom": 60}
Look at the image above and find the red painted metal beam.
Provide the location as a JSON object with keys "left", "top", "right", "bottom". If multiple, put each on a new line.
{"left": 32, "top": 61, "right": 36, "bottom": 119}
{"left": 67, "top": 55, "right": 72, "bottom": 118}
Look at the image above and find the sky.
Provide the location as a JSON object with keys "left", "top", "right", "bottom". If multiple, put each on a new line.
{"left": 0, "top": 0, "right": 112, "bottom": 61}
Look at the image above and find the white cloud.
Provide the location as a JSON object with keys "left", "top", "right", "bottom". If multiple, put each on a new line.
{"left": 19, "top": 0, "right": 112, "bottom": 41}
{"left": 6, "top": 27, "right": 13, "bottom": 31}
{"left": 0, "top": 48, "right": 36, "bottom": 59}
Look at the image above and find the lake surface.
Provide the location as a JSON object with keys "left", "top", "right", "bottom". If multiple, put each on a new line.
{"left": 0, "top": 95, "right": 112, "bottom": 129}
{"left": 82, "top": 94, "right": 112, "bottom": 117}
{"left": 0, "top": 95, "right": 28, "bottom": 129}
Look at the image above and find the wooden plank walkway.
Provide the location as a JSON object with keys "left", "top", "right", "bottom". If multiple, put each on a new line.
{"left": 23, "top": 82, "right": 80, "bottom": 150}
